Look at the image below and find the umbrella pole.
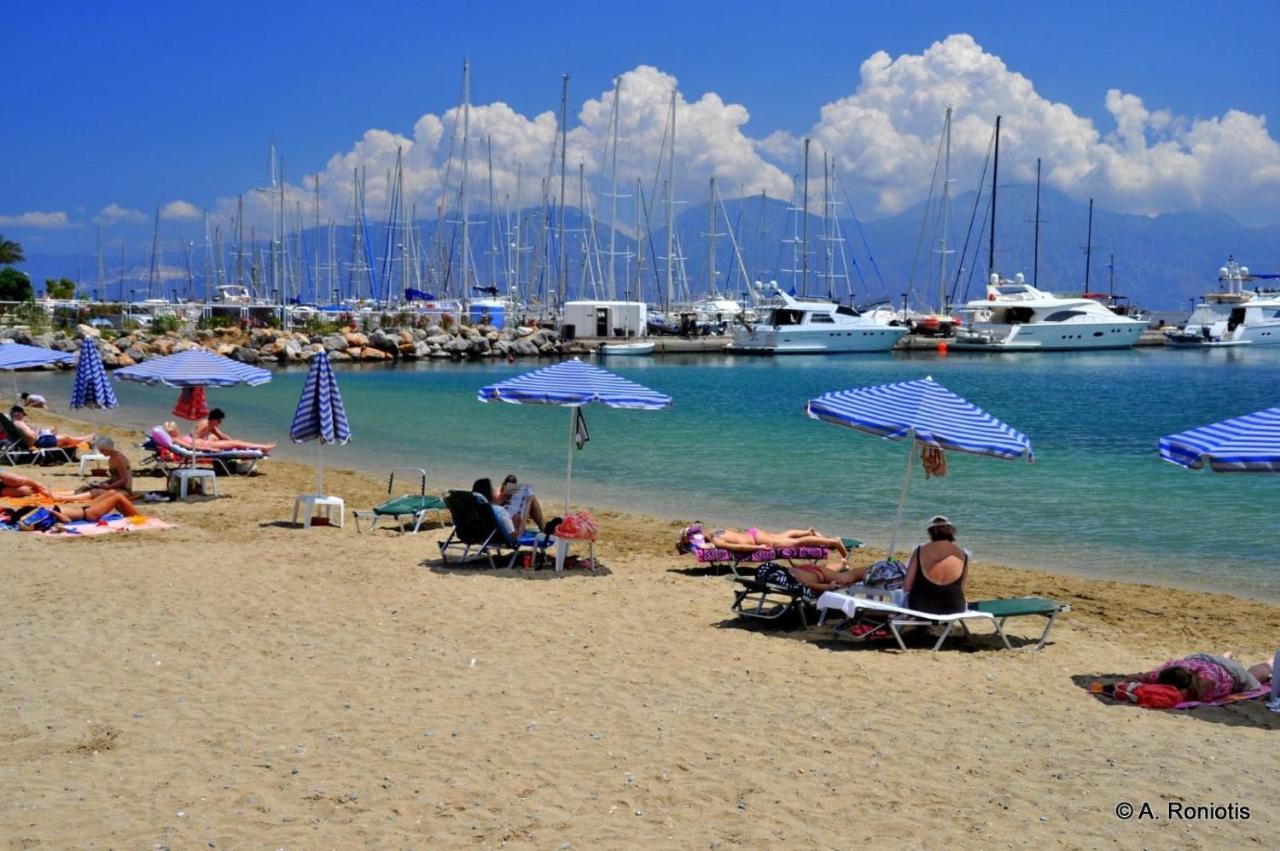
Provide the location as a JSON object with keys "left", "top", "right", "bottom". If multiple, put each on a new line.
{"left": 887, "top": 436, "right": 917, "bottom": 560}
{"left": 316, "top": 440, "right": 325, "bottom": 496}
{"left": 564, "top": 406, "right": 575, "bottom": 515}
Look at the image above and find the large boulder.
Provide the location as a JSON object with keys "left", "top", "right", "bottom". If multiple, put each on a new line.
{"left": 172, "top": 339, "right": 197, "bottom": 353}
{"left": 328, "top": 350, "right": 353, "bottom": 362}
{"left": 444, "top": 337, "right": 472, "bottom": 354}
{"left": 359, "top": 346, "right": 390, "bottom": 361}
{"left": 231, "top": 346, "right": 260, "bottom": 364}
{"left": 516, "top": 325, "right": 536, "bottom": 337}
{"left": 368, "top": 330, "right": 400, "bottom": 354}
{"left": 426, "top": 333, "right": 452, "bottom": 346}
{"left": 76, "top": 323, "right": 101, "bottom": 339}
{"left": 125, "top": 345, "right": 147, "bottom": 361}
{"left": 512, "top": 338, "right": 539, "bottom": 356}
{"left": 322, "top": 333, "right": 348, "bottom": 352}
{"left": 429, "top": 348, "right": 451, "bottom": 359}
{"left": 342, "top": 331, "right": 369, "bottom": 348}
{"left": 456, "top": 324, "right": 478, "bottom": 339}
{"left": 424, "top": 324, "right": 443, "bottom": 337}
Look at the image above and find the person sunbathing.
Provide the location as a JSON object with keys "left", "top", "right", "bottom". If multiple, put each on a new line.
{"left": 164, "top": 422, "right": 275, "bottom": 452}
{"left": 10, "top": 405, "right": 94, "bottom": 449}
{"left": 679, "top": 523, "right": 850, "bottom": 560}
{"left": 1, "top": 469, "right": 52, "bottom": 498}
{"left": 8, "top": 490, "right": 139, "bottom": 529}
{"left": 193, "top": 408, "right": 276, "bottom": 451}
{"left": 473, "top": 476, "right": 546, "bottom": 535}
{"left": 787, "top": 561, "right": 871, "bottom": 593}
{"left": 1142, "top": 652, "right": 1272, "bottom": 703}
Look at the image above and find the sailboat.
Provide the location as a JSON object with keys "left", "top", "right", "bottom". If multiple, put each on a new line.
{"left": 906, "top": 107, "right": 963, "bottom": 337}
{"left": 951, "top": 118, "right": 1146, "bottom": 352}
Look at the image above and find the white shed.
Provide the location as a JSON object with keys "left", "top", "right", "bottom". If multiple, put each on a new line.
{"left": 561, "top": 300, "right": 647, "bottom": 339}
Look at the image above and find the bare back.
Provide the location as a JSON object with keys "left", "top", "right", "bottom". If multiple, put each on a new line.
{"left": 914, "top": 541, "right": 966, "bottom": 586}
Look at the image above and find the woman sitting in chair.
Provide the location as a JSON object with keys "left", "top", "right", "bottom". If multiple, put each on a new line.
{"left": 472, "top": 477, "right": 546, "bottom": 536}
{"left": 902, "top": 516, "right": 969, "bottom": 615}
{"left": 678, "top": 523, "right": 850, "bottom": 561}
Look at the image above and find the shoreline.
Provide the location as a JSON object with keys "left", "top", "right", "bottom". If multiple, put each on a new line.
{"left": 21, "top": 398, "right": 1280, "bottom": 605}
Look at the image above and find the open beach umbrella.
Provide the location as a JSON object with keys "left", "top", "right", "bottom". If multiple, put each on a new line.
{"left": 115, "top": 348, "right": 272, "bottom": 470}
{"left": 806, "top": 376, "right": 1033, "bottom": 557}
{"left": 289, "top": 350, "right": 350, "bottom": 495}
{"left": 1159, "top": 406, "right": 1280, "bottom": 473}
{"left": 478, "top": 357, "right": 672, "bottom": 512}
{"left": 0, "top": 342, "right": 74, "bottom": 402}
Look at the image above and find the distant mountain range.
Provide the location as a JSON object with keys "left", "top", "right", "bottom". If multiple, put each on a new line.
{"left": 18, "top": 185, "right": 1280, "bottom": 310}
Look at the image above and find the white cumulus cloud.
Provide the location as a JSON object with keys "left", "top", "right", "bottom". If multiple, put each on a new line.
{"left": 0, "top": 210, "right": 72, "bottom": 229}
{"left": 93, "top": 203, "right": 146, "bottom": 226}
{"left": 160, "top": 199, "right": 200, "bottom": 220}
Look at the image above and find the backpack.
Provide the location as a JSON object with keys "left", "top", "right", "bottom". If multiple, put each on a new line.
{"left": 864, "top": 557, "right": 908, "bottom": 590}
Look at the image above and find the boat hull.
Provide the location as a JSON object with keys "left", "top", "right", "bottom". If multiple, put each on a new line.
{"left": 597, "top": 342, "right": 655, "bottom": 356}
{"left": 729, "top": 326, "right": 907, "bottom": 354}
{"left": 950, "top": 319, "right": 1145, "bottom": 352}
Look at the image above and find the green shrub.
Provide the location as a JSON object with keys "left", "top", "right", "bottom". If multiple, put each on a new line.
{"left": 150, "top": 314, "right": 181, "bottom": 334}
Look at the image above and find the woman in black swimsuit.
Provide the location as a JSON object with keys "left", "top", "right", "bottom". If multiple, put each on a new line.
{"left": 903, "top": 516, "right": 969, "bottom": 615}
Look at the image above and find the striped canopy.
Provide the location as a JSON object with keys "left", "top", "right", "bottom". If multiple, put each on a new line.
{"left": 806, "top": 377, "right": 1033, "bottom": 461}
{"left": 70, "top": 337, "right": 118, "bottom": 410}
{"left": 114, "top": 348, "right": 272, "bottom": 388}
{"left": 1159, "top": 406, "right": 1280, "bottom": 473}
{"left": 0, "top": 342, "right": 74, "bottom": 370}
{"left": 290, "top": 351, "right": 351, "bottom": 445}
{"left": 478, "top": 357, "right": 672, "bottom": 410}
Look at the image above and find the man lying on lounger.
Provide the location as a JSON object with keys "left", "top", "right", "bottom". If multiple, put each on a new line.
{"left": 678, "top": 523, "right": 851, "bottom": 561}
{"left": 9, "top": 406, "right": 95, "bottom": 450}
{"left": 192, "top": 408, "right": 276, "bottom": 452}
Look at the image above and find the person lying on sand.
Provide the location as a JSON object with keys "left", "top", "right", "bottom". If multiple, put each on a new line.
{"left": 5, "top": 490, "right": 140, "bottom": 530}
{"left": 77, "top": 437, "right": 132, "bottom": 495}
{"left": 1141, "top": 652, "right": 1272, "bottom": 703}
{"left": 678, "top": 524, "right": 850, "bottom": 560}
{"left": 10, "top": 406, "right": 94, "bottom": 449}
{"left": 164, "top": 421, "right": 275, "bottom": 453}
{"left": 193, "top": 408, "right": 276, "bottom": 452}
{"left": 1, "top": 469, "right": 52, "bottom": 499}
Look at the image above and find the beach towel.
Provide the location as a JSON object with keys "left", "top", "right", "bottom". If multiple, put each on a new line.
{"left": 1092, "top": 680, "right": 1271, "bottom": 710}
{"left": 36, "top": 515, "right": 172, "bottom": 537}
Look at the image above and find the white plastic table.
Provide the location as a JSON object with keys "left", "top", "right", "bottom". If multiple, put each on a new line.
{"left": 170, "top": 468, "right": 217, "bottom": 501}
{"left": 78, "top": 453, "right": 108, "bottom": 477}
{"left": 293, "top": 494, "right": 344, "bottom": 529}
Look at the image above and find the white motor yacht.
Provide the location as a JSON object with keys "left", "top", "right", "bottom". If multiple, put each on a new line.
{"left": 729, "top": 287, "right": 907, "bottom": 354}
{"left": 951, "top": 273, "right": 1146, "bottom": 351}
{"left": 1164, "top": 258, "right": 1280, "bottom": 348}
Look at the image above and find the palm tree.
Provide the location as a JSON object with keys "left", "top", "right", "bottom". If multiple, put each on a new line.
{"left": 0, "top": 235, "right": 24, "bottom": 265}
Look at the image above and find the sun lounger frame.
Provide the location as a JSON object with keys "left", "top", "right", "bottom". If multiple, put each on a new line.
{"left": 437, "top": 489, "right": 552, "bottom": 570}
{"left": 360, "top": 467, "right": 447, "bottom": 533}
{"left": 0, "top": 413, "right": 77, "bottom": 466}
{"left": 816, "top": 592, "right": 1070, "bottom": 651}
{"left": 142, "top": 426, "right": 264, "bottom": 477}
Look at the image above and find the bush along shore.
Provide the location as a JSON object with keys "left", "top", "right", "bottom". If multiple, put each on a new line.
{"left": 0, "top": 320, "right": 575, "bottom": 368}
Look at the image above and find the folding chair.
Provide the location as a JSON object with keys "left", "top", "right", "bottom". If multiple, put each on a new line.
{"left": 358, "top": 467, "right": 448, "bottom": 533}
{"left": 437, "top": 489, "right": 552, "bottom": 569}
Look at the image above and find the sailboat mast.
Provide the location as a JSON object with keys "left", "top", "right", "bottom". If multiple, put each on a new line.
{"left": 801, "top": 138, "right": 810, "bottom": 297}
{"left": 822, "top": 153, "right": 831, "bottom": 299}
{"left": 940, "top": 106, "right": 952, "bottom": 311}
{"left": 664, "top": 89, "right": 676, "bottom": 310}
{"left": 1084, "top": 198, "right": 1094, "bottom": 290}
{"left": 1033, "top": 157, "right": 1042, "bottom": 286}
{"left": 314, "top": 174, "right": 321, "bottom": 304}
{"left": 461, "top": 59, "right": 472, "bottom": 300}
{"left": 487, "top": 136, "right": 498, "bottom": 291}
{"left": 557, "top": 73, "right": 569, "bottom": 306}
{"left": 707, "top": 176, "right": 717, "bottom": 297}
{"left": 202, "top": 211, "right": 212, "bottom": 304}
{"left": 147, "top": 206, "right": 160, "bottom": 300}
{"left": 513, "top": 162, "right": 523, "bottom": 302}
{"left": 236, "top": 195, "right": 245, "bottom": 287}
{"left": 606, "top": 77, "right": 621, "bottom": 301}
{"left": 988, "top": 115, "right": 1001, "bottom": 278}
{"left": 634, "top": 176, "right": 644, "bottom": 303}
{"left": 95, "top": 226, "right": 104, "bottom": 299}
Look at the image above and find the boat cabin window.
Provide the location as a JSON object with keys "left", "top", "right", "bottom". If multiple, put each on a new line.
{"left": 809, "top": 313, "right": 835, "bottom": 324}
{"left": 1043, "top": 310, "right": 1086, "bottom": 322}
{"left": 997, "top": 285, "right": 1030, "bottom": 296}
{"left": 771, "top": 309, "right": 805, "bottom": 326}
{"left": 835, "top": 305, "right": 861, "bottom": 317}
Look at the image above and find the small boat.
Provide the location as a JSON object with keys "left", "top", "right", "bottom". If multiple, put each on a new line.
{"left": 597, "top": 341, "right": 655, "bottom": 356}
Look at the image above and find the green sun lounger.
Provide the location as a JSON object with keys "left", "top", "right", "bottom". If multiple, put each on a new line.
{"left": 968, "top": 597, "right": 1071, "bottom": 650}
{"left": 356, "top": 467, "right": 448, "bottom": 533}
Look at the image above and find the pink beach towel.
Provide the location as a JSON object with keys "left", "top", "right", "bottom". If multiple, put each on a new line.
{"left": 38, "top": 516, "right": 173, "bottom": 537}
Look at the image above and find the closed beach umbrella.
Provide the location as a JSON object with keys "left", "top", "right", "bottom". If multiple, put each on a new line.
{"left": 70, "top": 337, "right": 118, "bottom": 412}
{"left": 806, "top": 376, "right": 1033, "bottom": 557}
{"left": 289, "top": 350, "right": 350, "bottom": 495}
{"left": 478, "top": 357, "right": 672, "bottom": 512}
{"left": 172, "top": 386, "right": 209, "bottom": 421}
{"left": 115, "top": 348, "right": 272, "bottom": 470}
{"left": 1159, "top": 406, "right": 1280, "bottom": 473}
{"left": 0, "top": 342, "right": 74, "bottom": 402}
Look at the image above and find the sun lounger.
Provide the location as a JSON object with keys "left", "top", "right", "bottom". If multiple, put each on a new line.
{"left": 142, "top": 426, "right": 265, "bottom": 476}
{"left": 0, "top": 412, "right": 77, "bottom": 466}
{"left": 437, "top": 489, "right": 553, "bottom": 569}
{"left": 685, "top": 536, "right": 863, "bottom": 578}
{"left": 815, "top": 591, "right": 1070, "bottom": 651}
{"left": 356, "top": 467, "right": 448, "bottom": 533}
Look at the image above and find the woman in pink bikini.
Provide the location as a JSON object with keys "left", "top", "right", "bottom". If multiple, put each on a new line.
{"left": 679, "top": 524, "right": 850, "bottom": 561}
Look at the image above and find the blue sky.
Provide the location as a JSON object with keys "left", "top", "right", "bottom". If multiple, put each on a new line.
{"left": 6, "top": 0, "right": 1280, "bottom": 253}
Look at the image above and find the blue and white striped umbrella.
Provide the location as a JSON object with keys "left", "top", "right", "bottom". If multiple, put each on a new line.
{"left": 0, "top": 342, "right": 74, "bottom": 370}
{"left": 478, "top": 357, "right": 671, "bottom": 513}
{"left": 70, "top": 337, "right": 118, "bottom": 411}
{"left": 290, "top": 351, "right": 350, "bottom": 444}
{"left": 113, "top": 348, "right": 272, "bottom": 388}
{"left": 1159, "top": 406, "right": 1280, "bottom": 473}
{"left": 807, "top": 377, "right": 1032, "bottom": 556}
{"left": 478, "top": 357, "right": 672, "bottom": 410}
{"left": 806, "top": 376, "right": 1033, "bottom": 461}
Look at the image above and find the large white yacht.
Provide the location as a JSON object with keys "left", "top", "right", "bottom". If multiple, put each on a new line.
{"left": 951, "top": 273, "right": 1147, "bottom": 351}
{"left": 729, "top": 287, "right": 907, "bottom": 354}
{"left": 1164, "top": 258, "right": 1280, "bottom": 348}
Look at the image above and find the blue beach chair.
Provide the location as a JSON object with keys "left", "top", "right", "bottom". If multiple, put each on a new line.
{"left": 437, "top": 489, "right": 552, "bottom": 569}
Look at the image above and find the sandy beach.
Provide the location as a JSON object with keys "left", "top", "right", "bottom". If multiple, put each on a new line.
{"left": 2, "top": 412, "right": 1277, "bottom": 848}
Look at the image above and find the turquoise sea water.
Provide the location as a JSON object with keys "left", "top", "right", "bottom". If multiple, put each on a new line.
{"left": 18, "top": 346, "right": 1280, "bottom": 599}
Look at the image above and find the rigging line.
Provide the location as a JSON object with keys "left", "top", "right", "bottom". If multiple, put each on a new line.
{"left": 905, "top": 126, "right": 947, "bottom": 308}
{"left": 833, "top": 172, "right": 889, "bottom": 299}
{"left": 948, "top": 125, "right": 996, "bottom": 305}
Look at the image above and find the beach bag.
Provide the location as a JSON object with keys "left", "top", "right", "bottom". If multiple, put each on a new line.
{"left": 555, "top": 510, "right": 598, "bottom": 541}
{"left": 864, "top": 558, "right": 907, "bottom": 590}
{"left": 35, "top": 431, "right": 58, "bottom": 449}
{"left": 16, "top": 507, "right": 57, "bottom": 532}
